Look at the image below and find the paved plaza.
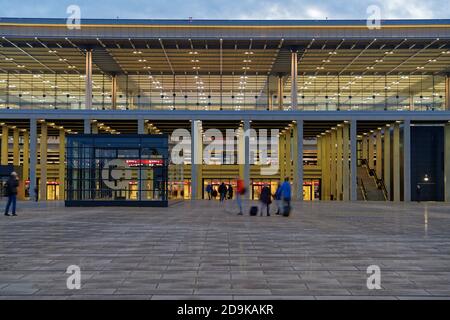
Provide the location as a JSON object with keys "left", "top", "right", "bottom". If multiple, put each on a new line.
{"left": 0, "top": 200, "right": 450, "bottom": 300}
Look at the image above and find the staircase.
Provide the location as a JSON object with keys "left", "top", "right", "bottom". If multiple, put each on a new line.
{"left": 357, "top": 161, "right": 386, "bottom": 201}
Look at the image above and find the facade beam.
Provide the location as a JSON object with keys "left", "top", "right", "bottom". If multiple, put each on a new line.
{"left": 350, "top": 120, "right": 358, "bottom": 201}
{"left": 59, "top": 128, "right": 65, "bottom": 201}
{"left": 384, "top": 125, "right": 391, "bottom": 200}
{"left": 393, "top": 122, "right": 401, "bottom": 201}
{"left": 403, "top": 119, "right": 411, "bottom": 202}
{"left": 342, "top": 123, "right": 350, "bottom": 201}
{"left": 1, "top": 125, "right": 9, "bottom": 165}
{"left": 39, "top": 122, "right": 48, "bottom": 201}
{"left": 29, "top": 120, "right": 37, "bottom": 201}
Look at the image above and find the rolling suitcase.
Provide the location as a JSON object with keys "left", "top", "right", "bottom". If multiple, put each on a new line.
{"left": 283, "top": 205, "right": 291, "bottom": 217}
{"left": 250, "top": 206, "right": 258, "bottom": 216}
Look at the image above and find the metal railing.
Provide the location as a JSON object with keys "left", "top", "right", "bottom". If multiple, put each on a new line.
{"left": 359, "top": 178, "right": 368, "bottom": 201}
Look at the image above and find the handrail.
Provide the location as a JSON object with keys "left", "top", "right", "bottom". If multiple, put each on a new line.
{"left": 359, "top": 178, "right": 368, "bottom": 201}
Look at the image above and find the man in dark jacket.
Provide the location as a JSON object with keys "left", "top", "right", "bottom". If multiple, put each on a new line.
{"left": 227, "top": 184, "right": 233, "bottom": 200}
{"left": 259, "top": 184, "right": 272, "bottom": 216}
{"left": 218, "top": 182, "right": 227, "bottom": 202}
{"left": 4, "top": 172, "right": 19, "bottom": 216}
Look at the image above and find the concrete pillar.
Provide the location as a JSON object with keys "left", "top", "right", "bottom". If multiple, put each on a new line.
{"left": 403, "top": 120, "right": 411, "bottom": 202}
{"left": 59, "top": 128, "right": 65, "bottom": 201}
{"left": 85, "top": 49, "right": 93, "bottom": 110}
{"left": 350, "top": 120, "right": 358, "bottom": 201}
{"left": 317, "top": 136, "right": 322, "bottom": 168}
{"left": 342, "top": 123, "right": 350, "bottom": 201}
{"left": 243, "top": 120, "right": 251, "bottom": 199}
{"left": 22, "top": 130, "right": 29, "bottom": 195}
{"left": 13, "top": 128, "right": 19, "bottom": 166}
{"left": 393, "top": 122, "right": 401, "bottom": 201}
{"left": 238, "top": 126, "right": 245, "bottom": 180}
{"left": 330, "top": 129, "right": 337, "bottom": 200}
{"left": 190, "top": 120, "right": 202, "bottom": 200}
{"left": 111, "top": 74, "right": 117, "bottom": 110}
{"left": 368, "top": 133, "right": 375, "bottom": 170}
{"left": 376, "top": 129, "right": 383, "bottom": 178}
{"left": 39, "top": 122, "right": 47, "bottom": 201}
{"left": 84, "top": 119, "right": 91, "bottom": 134}
{"left": 137, "top": 119, "right": 146, "bottom": 200}
{"left": 1, "top": 125, "right": 9, "bottom": 165}
{"left": 279, "top": 132, "right": 286, "bottom": 181}
{"left": 445, "top": 74, "right": 450, "bottom": 110}
{"left": 290, "top": 50, "right": 298, "bottom": 110}
{"left": 285, "top": 128, "right": 292, "bottom": 182}
{"left": 321, "top": 133, "right": 328, "bottom": 200}
{"left": 336, "top": 126, "right": 343, "bottom": 200}
{"left": 277, "top": 75, "right": 284, "bottom": 110}
{"left": 29, "top": 120, "right": 37, "bottom": 201}
{"left": 361, "top": 135, "right": 368, "bottom": 164}
{"left": 292, "top": 120, "right": 303, "bottom": 200}
{"left": 445, "top": 124, "right": 450, "bottom": 201}
{"left": 384, "top": 125, "right": 391, "bottom": 200}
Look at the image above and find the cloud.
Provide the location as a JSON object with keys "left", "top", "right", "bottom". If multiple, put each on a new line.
{"left": 378, "top": 0, "right": 435, "bottom": 19}
{"left": 0, "top": 0, "right": 448, "bottom": 20}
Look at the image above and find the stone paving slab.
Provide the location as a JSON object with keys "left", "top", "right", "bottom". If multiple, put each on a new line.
{"left": 0, "top": 200, "right": 450, "bottom": 299}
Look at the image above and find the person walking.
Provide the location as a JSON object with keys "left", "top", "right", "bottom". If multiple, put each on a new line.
{"left": 259, "top": 184, "right": 272, "bottom": 216}
{"left": 279, "top": 177, "right": 292, "bottom": 214}
{"left": 236, "top": 177, "right": 246, "bottom": 215}
{"left": 218, "top": 182, "right": 227, "bottom": 202}
{"left": 205, "top": 184, "right": 212, "bottom": 200}
{"left": 274, "top": 182, "right": 283, "bottom": 215}
{"left": 4, "top": 172, "right": 19, "bottom": 216}
{"left": 227, "top": 184, "right": 233, "bottom": 200}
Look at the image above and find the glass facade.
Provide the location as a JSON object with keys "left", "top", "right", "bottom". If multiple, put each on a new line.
{"left": 65, "top": 135, "right": 169, "bottom": 206}
{"left": 0, "top": 73, "right": 446, "bottom": 111}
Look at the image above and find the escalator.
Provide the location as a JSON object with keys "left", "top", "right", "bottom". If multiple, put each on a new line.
{"left": 357, "top": 160, "right": 387, "bottom": 201}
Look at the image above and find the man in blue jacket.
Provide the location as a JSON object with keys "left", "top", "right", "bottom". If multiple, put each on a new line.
{"left": 279, "top": 177, "right": 292, "bottom": 208}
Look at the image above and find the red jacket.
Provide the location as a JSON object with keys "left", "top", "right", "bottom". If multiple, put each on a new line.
{"left": 237, "top": 179, "right": 245, "bottom": 194}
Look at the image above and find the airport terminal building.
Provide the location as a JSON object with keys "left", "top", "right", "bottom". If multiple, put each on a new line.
{"left": 1, "top": 18, "right": 450, "bottom": 204}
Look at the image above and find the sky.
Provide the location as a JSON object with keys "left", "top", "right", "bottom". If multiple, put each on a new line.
{"left": 0, "top": 0, "right": 449, "bottom": 20}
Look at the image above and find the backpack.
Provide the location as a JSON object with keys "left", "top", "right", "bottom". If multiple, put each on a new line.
{"left": 3, "top": 182, "right": 9, "bottom": 197}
